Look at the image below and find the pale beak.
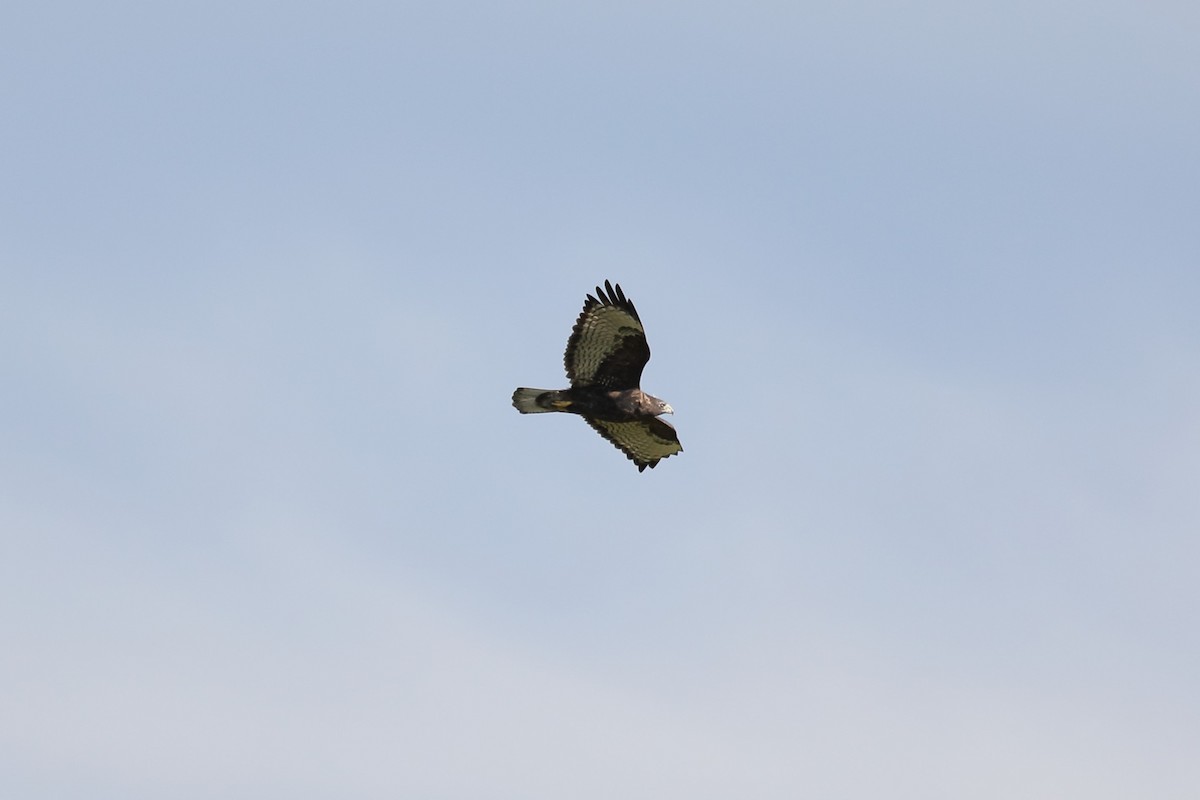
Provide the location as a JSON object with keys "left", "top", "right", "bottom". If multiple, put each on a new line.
{"left": 662, "top": 404, "right": 674, "bottom": 415}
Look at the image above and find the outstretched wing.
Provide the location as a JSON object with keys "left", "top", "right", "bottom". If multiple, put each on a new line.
{"left": 585, "top": 416, "right": 683, "bottom": 472}
{"left": 564, "top": 280, "right": 650, "bottom": 389}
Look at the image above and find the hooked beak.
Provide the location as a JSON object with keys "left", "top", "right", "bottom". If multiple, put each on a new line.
{"left": 662, "top": 404, "right": 674, "bottom": 415}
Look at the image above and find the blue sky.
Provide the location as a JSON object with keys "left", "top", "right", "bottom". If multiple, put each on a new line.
{"left": 3, "top": 2, "right": 1198, "bottom": 797}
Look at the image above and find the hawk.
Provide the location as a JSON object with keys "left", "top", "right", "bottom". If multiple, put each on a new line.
{"left": 512, "top": 280, "right": 682, "bottom": 472}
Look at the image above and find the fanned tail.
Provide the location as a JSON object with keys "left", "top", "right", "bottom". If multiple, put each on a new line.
{"left": 512, "top": 388, "right": 565, "bottom": 413}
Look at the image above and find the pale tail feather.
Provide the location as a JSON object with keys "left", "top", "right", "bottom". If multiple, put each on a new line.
{"left": 512, "top": 388, "right": 558, "bottom": 413}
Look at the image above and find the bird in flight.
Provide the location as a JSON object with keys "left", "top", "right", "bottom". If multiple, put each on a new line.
{"left": 512, "top": 280, "right": 682, "bottom": 472}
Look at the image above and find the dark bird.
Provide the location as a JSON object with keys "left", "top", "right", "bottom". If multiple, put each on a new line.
{"left": 513, "top": 280, "right": 682, "bottom": 472}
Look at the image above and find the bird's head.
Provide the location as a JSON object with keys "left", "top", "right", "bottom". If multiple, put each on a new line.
{"left": 643, "top": 393, "right": 674, "bottom": 415}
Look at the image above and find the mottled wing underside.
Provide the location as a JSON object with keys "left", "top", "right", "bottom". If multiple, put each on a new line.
{"left": 585, "top": 416, "right": 683, "bottom": 472}
{"left": 564, "top": 280, "right": 650, "bottom": 388}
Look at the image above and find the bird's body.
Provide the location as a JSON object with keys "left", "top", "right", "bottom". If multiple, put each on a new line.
{"left": 512, "top": 386, "right": 664, "bottom": 420}
{"left": 512, "top": 281, "right": 682, "bottom": 472}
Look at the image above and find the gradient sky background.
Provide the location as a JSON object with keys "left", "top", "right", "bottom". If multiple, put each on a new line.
{"left": 3, "top": 2, "right": 1198, "bottom": 797}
